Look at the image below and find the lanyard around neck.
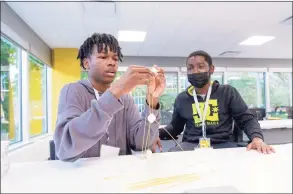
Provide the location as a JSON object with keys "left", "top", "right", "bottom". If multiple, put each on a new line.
{"left": 193, "top": 83, "right": 213, "bottom": 139}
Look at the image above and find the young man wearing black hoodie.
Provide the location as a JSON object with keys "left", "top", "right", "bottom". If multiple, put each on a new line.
{"left": 157, "top": 50, "right": 275, "bottom": 154}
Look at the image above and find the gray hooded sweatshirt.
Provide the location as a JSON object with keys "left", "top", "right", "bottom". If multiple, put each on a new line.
{"left": 53, "top": 79, "right": 160, "bottom": 161}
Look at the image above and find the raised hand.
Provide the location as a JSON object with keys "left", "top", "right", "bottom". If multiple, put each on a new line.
{"left": 109, "top": 65, "right": 155, "bottom": 99}
{"left": 147, "top": 65, "right": 166, "bottom": 108}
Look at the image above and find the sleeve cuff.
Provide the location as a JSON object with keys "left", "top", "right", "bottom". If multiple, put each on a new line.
{"left": 97, "top": 90, "right": 124, "bottom": 117}
{"left": 250, "top": 132, "right": 264, "bottom": 142}
{"left": 144, "top": 103, "right": 161, "bottom": 119}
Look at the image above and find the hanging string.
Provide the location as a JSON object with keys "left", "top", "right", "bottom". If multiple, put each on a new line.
{"left": 141, "top": 74, "right": 185, "bottom": 156}
{"left": 154, "top": 120, "right": 184, "bottom": 152}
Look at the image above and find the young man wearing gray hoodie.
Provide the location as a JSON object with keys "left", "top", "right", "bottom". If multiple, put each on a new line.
{"left": 54, "top": 33, "right": 166, "bottom": 161}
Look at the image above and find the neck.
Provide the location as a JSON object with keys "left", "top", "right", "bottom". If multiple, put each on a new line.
{"left": 89, "top": 78, "right": 110, "bottom": 93}
{"left": 195, "top": 81, "right": 211, "bottom": 94}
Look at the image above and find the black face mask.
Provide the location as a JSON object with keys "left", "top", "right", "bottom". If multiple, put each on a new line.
{"left": 187, "top": 72, "right": 210, "bottom": 88}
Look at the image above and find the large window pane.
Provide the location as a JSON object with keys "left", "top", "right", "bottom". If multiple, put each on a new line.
{"left": 0, "top": 36, "right": 22, "bottom": 143}
{"left": 131, "top": 72, "right": 179, "bottom": 124}
{"left": 160, "top": 72, "right": 178, "bottom": 125}
{"left": 81, "top": 71, "right": 88, "bottom": 79}
{"left": 132, "top": 86, "right": 146, "bottom": 113}
{"left": 227, "top": 72, "right": 265, "bottom": 108}
{"left": 28, "top": 55, "right": 47, "bottom": 137}
{"left": 212, "top": 72, "right": 224, "bottom": 84}
{"left": 81, "top": 71, "right": 124, "bottom": 81}
{"left": 269, "top": 72, "right": 292, "bottom": 111}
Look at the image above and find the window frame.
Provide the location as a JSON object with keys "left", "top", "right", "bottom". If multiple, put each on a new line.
{"left": 267, "top": 68, "right": 293, "bottom": 110}
{"left": 1, "top": 35, "right": 23, "bottom": 144}
{"left": 27, "top": 53, "right": 48, "bottom": 138}
{"left": 1, "top": 34, "right": 50, "bottom": 150}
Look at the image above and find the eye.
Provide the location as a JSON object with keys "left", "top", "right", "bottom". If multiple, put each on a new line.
{"left": 99, "top": 56, "right": 107, "bottom": 59}
{"left": 199, "top": 64, "right": 205, "bottom": 69}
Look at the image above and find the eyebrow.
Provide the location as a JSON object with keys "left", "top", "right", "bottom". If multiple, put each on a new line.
{"left": 98, "top": 52, "right": 118, "bottom": 56}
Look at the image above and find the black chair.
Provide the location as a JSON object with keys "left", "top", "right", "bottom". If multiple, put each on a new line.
{"left": 160, "top": 111, "right": 173, "bottom": 125}
{"left": 232, "top": 121, "right": 249, "bottom": 147}
{"left": 49, "top": 140, "right": 57, "bottom": 160}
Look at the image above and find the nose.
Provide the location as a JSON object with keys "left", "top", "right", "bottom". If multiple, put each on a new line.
{"left": 106, "top": 58, "right": 116, "bottom": 67}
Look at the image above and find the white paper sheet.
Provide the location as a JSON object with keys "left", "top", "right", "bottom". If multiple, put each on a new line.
{"left": 100, "top": 144, "right": 120, "bottom": 158}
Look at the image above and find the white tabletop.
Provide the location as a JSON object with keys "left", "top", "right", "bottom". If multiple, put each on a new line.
{"left": 159, "top": 119, "right": 292, "bottom": 130}
{"left": 1, "top": 144, "right": 292, "bottom": 193}
{"left": 259, "top": 119, "right": 292, "bottom": 129}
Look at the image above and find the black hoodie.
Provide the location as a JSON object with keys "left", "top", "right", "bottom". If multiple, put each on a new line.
{"left": 159, "top": 80, "right": 264, "bottom": 144}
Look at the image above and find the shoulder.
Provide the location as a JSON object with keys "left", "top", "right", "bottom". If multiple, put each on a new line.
{"left": 59, "top": 81, "right": 87, "bottom": 100}
{"left": 174, "top": 91, "right": 189, "bottom": 106}
{"left": 217, "top": 84, "right": 237, "bottom": 93}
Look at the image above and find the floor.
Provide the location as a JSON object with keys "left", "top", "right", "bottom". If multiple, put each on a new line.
{"left": 159, "top": 128, "right": 292, "bottom": 152}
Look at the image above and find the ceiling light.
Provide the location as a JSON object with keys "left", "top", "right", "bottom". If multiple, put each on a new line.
{"left": 118, "top": 31, "right": 146, "bottom": 42}
{"left": 239, "top": 36, "right": 275, "bottom": 46}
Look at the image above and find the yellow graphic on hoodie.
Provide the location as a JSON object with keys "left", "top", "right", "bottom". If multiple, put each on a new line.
{"left": 192, "top": 99, "right": 219, "bottom": 127}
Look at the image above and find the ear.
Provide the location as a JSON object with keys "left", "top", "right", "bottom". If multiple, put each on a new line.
{"left": 209, "top": 64, "right": 215, "bottom": 74}
{"left": 83, "top": 58, "right": 90, "bottom": 70}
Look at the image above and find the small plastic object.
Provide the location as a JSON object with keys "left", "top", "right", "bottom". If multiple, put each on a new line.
{"left": 147, "top": 113, "right": 156, "bottom": 124}
{"left": 151, "top": 67, "right": 158, "bottom": 75}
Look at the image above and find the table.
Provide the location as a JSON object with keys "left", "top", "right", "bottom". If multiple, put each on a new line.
{"left": 259, "top": 119, "right": 292, "bottom": 130}
{"left": 159, "top": 119, "right": 292, "bottom": 130}
{"left": 1, "top": 144, "right": 292, "bottom": 193}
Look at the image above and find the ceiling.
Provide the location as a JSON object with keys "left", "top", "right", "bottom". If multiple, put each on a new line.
{"left": 6, "top": 1, "right": 293, "bottom": 59}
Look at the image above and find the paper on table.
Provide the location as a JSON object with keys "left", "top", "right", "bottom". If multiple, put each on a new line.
{"left": 100, "top": 144, "right": 120, "bottom": 158}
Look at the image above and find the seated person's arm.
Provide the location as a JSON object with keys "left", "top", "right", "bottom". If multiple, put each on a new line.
{"left": 159, "top": 97, "right": 186, "bottom": 139}
{"left": 54, "top": 84, "right": 123, "bottom": 161}
{"left": 228, "top": 86, "right": 263, "bottom": 141}
{"left": 125, "top": 95, "right": 161, "bottom": 151}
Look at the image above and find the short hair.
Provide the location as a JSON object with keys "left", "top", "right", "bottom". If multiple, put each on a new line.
{"left": 187, "top": 50, "right": 213, "bottom": 67}
{"left": 77, "top": 33, "right": 123, "bottom": 69}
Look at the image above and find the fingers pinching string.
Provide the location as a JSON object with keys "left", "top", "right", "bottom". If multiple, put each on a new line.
{"left": 151, "top": 67, "right": 158, "bottom": 75}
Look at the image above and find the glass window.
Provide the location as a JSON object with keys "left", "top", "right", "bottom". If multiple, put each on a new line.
{"left": 0, "top": 36, "right": 22, "bottom": 144}
{"left": 269, "top": 72, "right": 292, "bottom": 111}
{"left": 28, "top": 54, "right": 47, "bottom": 137}
{"left": 132, "top": 86, "right": 146, "bottom": 113}
{"left": 81, "top": 71, "right": 88, "bottom": 79}
{"left": 227, "top": 72, "right": 265, "bottom": 108}
{"left": 81, "top": 71, "right": 124, "bottom": 81}
{"left": 212, "top": 72, "right": 224, "bottom": 84}
{"left": 160, "top": 72, "right": 178, "bottom": 124}
{"left": 180, "top": 75, "right": 188, "bottom": 92}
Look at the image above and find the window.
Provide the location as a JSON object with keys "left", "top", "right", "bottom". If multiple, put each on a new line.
{"left": 81, "top": 71, "right": 88, "bottom": 79}
{"left": 180, "top": 75, "right": 188, "bottom": 93}
{"left": 81, "top": 71, "right": 124, "bottom": 81}
{"left": 269, "top": 72, "right": 292, "bottom": 111}
{"left": 0, "top": 36, "right": 22, "bottom": 144}
{"left": 212, "top": 72, "right": 224, "bottom": 84}
{"left": 132, "top": 86, "right": 146, "bottom": 113}
{"left": 227, "top": 72, "right": 265, "bottom": 108}
{"left": 28, "top": 54, "right": 47, "bottom": 137}
{"left": 160, "top": 72, "right": 178, "bottom": 124}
